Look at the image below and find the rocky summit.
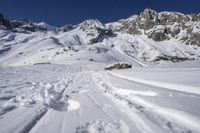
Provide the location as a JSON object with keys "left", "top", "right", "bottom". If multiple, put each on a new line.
{"left": 107, "top": 9, "right": 200, "bottom": 46}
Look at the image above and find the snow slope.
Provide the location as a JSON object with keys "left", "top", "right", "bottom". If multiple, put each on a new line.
{"left": 0, "top": 62, "right": 200, "bottom": 133}
{"left": 0, "top": 9, "right": 200, "bottom": 133}
{"left": 1, "top": 10, "right": 200, "bottom": 66}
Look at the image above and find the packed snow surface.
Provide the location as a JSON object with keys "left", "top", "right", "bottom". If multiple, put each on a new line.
{"left": 0, "top": 60, "right": 200, "bottom": 133}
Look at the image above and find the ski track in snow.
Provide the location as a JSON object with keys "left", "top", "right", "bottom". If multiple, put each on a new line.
{"left": 109, "top": 71, "right": 200, "bottom": 96}
{"left": 93, "top": 72, "right": 200, "bottom": 133}
{"left": 0, "top": 71, "right": 82, "bottom": 133}
{"left": 0, "top": 64, "right": 200, "bottom": 133}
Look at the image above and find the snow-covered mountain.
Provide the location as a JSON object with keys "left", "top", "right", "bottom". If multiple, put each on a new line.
{"left": 0, "top": 9, "right": 200, "bottom": 66}
{"left": 1, "top": 9, "right": 200, "bottom": 133}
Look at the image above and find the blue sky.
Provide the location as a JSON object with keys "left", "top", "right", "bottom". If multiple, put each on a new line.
{"left": 0, "top": 0, "right": 200, "bottom": 26}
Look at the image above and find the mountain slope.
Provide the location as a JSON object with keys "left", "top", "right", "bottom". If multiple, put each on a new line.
{"left": 1, "top": 9, "right": 200, "bottom": 133}
{"left": 0, "top": 9, "right": 200, "bottom": 66}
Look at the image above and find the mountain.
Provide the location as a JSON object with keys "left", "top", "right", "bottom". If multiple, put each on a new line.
{"left": 107, "top": 8, "right": 200, "bottom": 45}
{"left": 0, "top": 9, "right": 200, "bottom": 66}
{"left": 1, "top": 9, "right": 200, "bottom": 133}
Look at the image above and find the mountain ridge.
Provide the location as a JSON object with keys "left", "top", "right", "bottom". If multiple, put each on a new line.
{"left": 0, "top": 9, "right": 200, "bottom": 66}
{"left": 1, "top": 8, "right": 200, "bottom": 46}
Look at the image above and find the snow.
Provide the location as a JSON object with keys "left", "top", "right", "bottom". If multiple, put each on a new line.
{"left": 1, "top": 22, "right": 200, "bottom": 66}
{"left": 109, "top": 70, "right": 200, "bottom": 95}
{"left": 1, "top": 16, "right": 200, "bottom": 133}
{"left": 0, "top": 59, "right": 200, "bottom": 133}
{"left": 34, "top": 22, "right": 57, "bottom": 31}
{"left": 76, "top": 120, "right": 129, "bottom": 133}
{"left": 115, "top": 89, "right": 157, "bottom": 96}
{"left": 67, "top": 99, "right": 80, "bottom": 111}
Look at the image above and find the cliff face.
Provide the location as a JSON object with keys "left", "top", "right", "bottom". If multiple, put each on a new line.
{"left": 107, "top": 9, "right": 200, "bottom": 46}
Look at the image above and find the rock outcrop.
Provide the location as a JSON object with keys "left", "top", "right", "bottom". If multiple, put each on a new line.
{"left": 0, "top": 13, "right": 12, "bottom": 30}
{"left": 107, "top": 8, "right": 200, "bottom": 46}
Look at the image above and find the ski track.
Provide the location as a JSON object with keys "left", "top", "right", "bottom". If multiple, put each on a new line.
{"left": 109, "top": 71, "right": 200, "bottom": 96}
{"left": 93, "top": 72, "right": 200, "bottom": 133}
{"left": 0, "top": 72, "right": 82, "bottom": 133}
{"left": 0, "top": 66, "right": 200, "bottom": 133}
{"left": 93, "top": 73, "right": 156, "bottom": 133}
{"left": 18, "top": 107, "right": 48, "bottom": 133}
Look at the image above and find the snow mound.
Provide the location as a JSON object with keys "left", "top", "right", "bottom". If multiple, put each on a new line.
{"left": 67, "top": 99, "right": 80, "bottom": 111}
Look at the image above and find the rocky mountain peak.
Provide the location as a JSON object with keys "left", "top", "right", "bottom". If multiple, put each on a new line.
{"left": 139, "top": 8, "right": 158, "bottom": 20}
{"left": 0, "top": 10, "right": 200, "bottom": 46}
{"left": 137, "top": 8, "right": 159, "bottom": 30}
{"left": 0, "top": 13, "right": 54, "bottom": 33}
{"left": 78, "top": 19, "right": 105, "bottom": 31}
{"left": 0, "top": 13, "right": 12, "bottom": 30}
{"left": 107, "top": 8, "right": 200, "bottom": 46}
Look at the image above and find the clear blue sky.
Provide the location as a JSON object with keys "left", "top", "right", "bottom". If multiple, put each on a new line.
{"left": 0, "top": 0, "right": 200, "bottom": 26}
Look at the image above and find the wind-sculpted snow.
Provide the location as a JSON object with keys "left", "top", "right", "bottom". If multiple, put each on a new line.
{"left": 0, "top": 62, "right": 200, "bottom": 133}
{"left": 92, "top": 66, "right": 200, "bottom": 133}
{"left": 109, "top": 71, "right": 200, "bottom": 95}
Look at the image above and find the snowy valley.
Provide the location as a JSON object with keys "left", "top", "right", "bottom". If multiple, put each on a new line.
{"left": 0, "top": 9, "right": 200, "bottom": 133}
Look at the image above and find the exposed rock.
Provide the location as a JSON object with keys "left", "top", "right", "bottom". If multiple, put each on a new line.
{"left": 119, "top": 16, "right": 141, "bottom": 35}
{"left": 149, "top": 31, "right": 170, "bottom": 41}
{"left": 12, "top": 20, "right": 25, "bottom": 28}
{"left": 79, "top": 19, "right": 104, "bottom": 31}
{"left": 191, "top": 14, "right": 200, "bottom": 21}
{"left": 89, "top": 59, "right": 94, "bottom": 61}
{"left": 107, "top": 9, "right": 200, "bottom": 46}
{"left": 186, "top": 33, "right": 200, "bottom": 46}
{"left": 153, "top": 55, "right": 193, "bottom": 63}
{"left": 77, "top": 19, "right": 117, "bottom": 44}
{"left": 147, "top": 26, "right": 170, "bottom": 41}
{"left": 89, "top": 28, "right": 117, "bottom": 44}
{"left": 0, "top": 14, "right": 48, "bottom": 33}
{"left": 0, "top": 13, "right": 12, "bottom": 30}
{"left": 21, "top": 22, "right": 47, "bottom": 32}
{"left": 166, "top": 25, "right": 181, "bottom": 37}
{"left": 138, "top": 9, "right": 159, "bottom": 30}
{"left": 159, "top": 12, "right": 190, "bottom": 25}
{"left": 1, "top": 9, "right": 200, "bottom": 47}
{"left": 105, "top": 62, "right": 132, "bottom": 70}
{"left": 58, "top": 24, "right": 77, "bottom": 32}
